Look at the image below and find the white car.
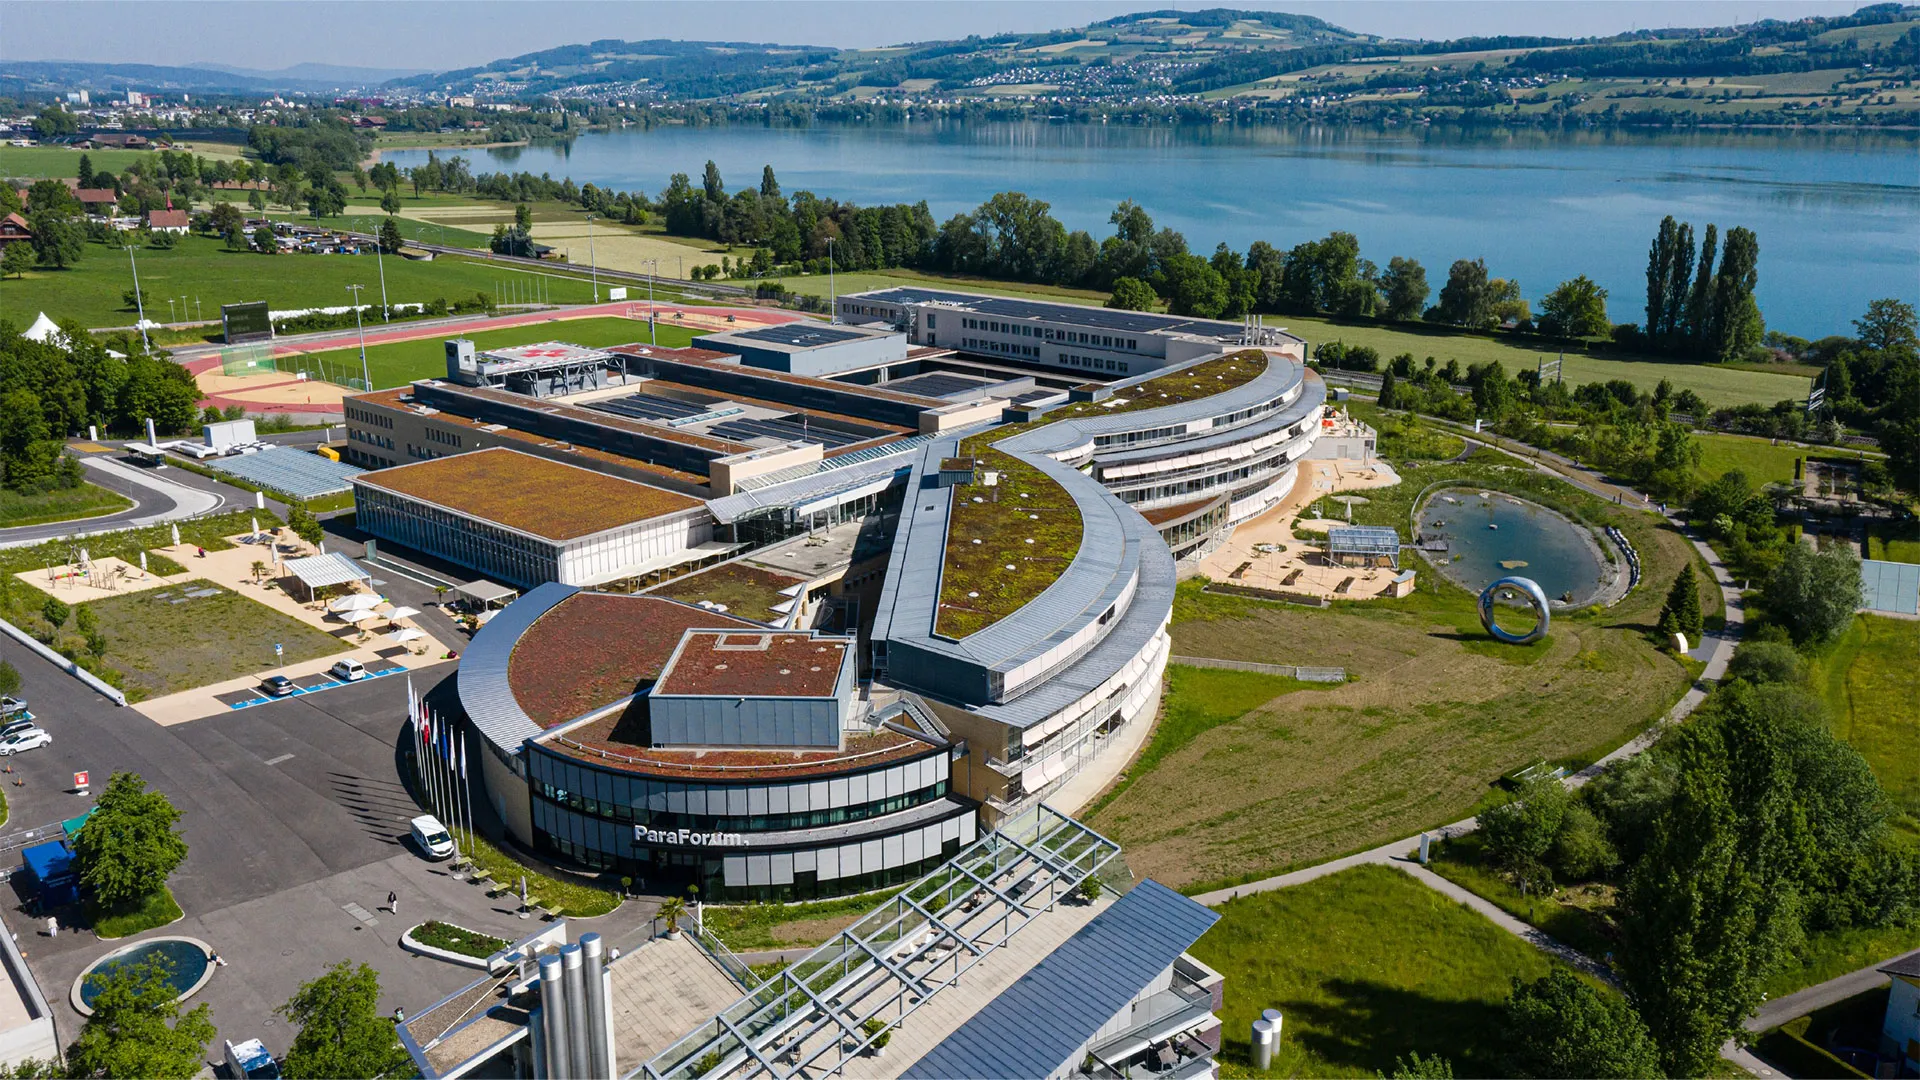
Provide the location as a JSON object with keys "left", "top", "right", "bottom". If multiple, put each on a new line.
{"left": 409, "top": 815, "right": 455, "bottom": 860}
{"left": 0, "top": 729, "right": 52, "bottom": 756}
{"left": 328, "top": 659, "right": 367, "bottom": 682}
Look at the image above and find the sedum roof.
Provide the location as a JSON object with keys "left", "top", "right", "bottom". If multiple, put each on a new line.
{"left": 353, "top": 446, "right": 703, "bottom": 542}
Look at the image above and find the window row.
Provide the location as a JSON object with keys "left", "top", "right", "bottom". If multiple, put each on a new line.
{"left": 533, "top": 779, "right": 948, "bottom": 832}
{"left": 960, "top": 318, "right": 1139, "bottom": 352}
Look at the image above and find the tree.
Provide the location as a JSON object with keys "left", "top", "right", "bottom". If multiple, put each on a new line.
{"left": 1377, "top": 367, "right": 1399, "bottom": 409}
{"left": 1386, "top": 1053, "right": 1454, "bottom": 1079}
{"left": 306, "top": 176, "right": 348, "bottom": 219}
{"left": 378, "top": 218, "right": 403, "bottom": 254}
{"left": 1500, "top": 969, "right": 1662, "bottom": 1079}
{"left": 514, "top": 202, "right": 533, "bottom": 232}
{"left": 701, "top": 160, "right": 725, "bottom": 202}
{"left": 1657, "top": 563, "right": 1703, "bottom": 641}
{"left": 759, "top": 164, "right": 780, "bottom": 200}
{"left": 1855, "top": 298, "right": 1918, "bottom": 355}
{"left": 1709, "top": 227, "right": 1763, "bottom": 361}
{"left": 40, "top": 596, "right": 68, "bottom": 631}
{"left": 1156, "top": 253, "right": 1227, "bottom": 318}
{"left": 1538, "top": 276, "right": 1610, "bottom": 339}
{"left": 1106, "top": 277, "right": 1157, "bottom": 312}
{"left": 279, "top": 961, "right": 411, "bottom": 1080}
{"left": 1617, "top": 695, "right": 1800, "bottom": 1077}
{"left": 251, "top": 225, "right": 277, "bottom": 254}
{"left": 286, "top": 505, "right": 325, "bottom": 547}
{"left": 77, "top": 153, "right": 95, "bottom": 190}
{"left": 1435, "top": 258, "right": 1495, "bottom": 328}
{"left": 0, "top": 242, "right": 31, "bottom": 279}
{"left": 0, "top": 660, "right": 19, "bottom": 699}
{"left": 70, "top": 772, "right": 189, "bottom": 907}
{"left": 28, "top": 212, "right": 84, "bottom": 269}
{"left": 65, "top": 957, "right": 214, "bottom": 1080}
{"left": 1762, "top": 544, "right": 1862, "bottom": 644}
{"left": 1478, "top": 776, "right": 1569, "bottom": 889}
{"left": 1683, "top": 223, "right": 1719, "bottom": 352}
{"left": 379, "top": 188, "right": 402, "bottom": 216}
{"left": 1378, "top": 256, "right": 1429, "bottom": 321}
{"left": 1726, "top": 640, "right": 1804, "bottom": 686}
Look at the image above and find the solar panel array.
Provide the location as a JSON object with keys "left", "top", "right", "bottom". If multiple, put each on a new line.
{"left": 733, "top": 323, "right": 872, "bottom": 348}
{"left": 206, "top": 446, "right": 364, "bottom": 500}
{"left": 709, "top": 417, "right": 863, "bottom": 448}
{"left": 589, "top": 393, "right": 710, "bottom": 422}
{"left": 884, "top": 372, "right": 997, "bottom": 399}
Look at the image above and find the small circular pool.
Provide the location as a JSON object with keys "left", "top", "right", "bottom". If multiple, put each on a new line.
{"left": 1416, "top": 489, "right": 1607, "bottom": 605}
{"left": 71, "top": 936, "right": 215, "bottom": 1016}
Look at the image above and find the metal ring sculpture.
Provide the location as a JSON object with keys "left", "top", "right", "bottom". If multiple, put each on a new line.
{"left": 1479, "top": 576, "right": 1551, "bottom": 645}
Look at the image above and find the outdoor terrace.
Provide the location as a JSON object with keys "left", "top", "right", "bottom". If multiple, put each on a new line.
{"left": 544, "top": 725, "right": 928, "bottom": 781}
{"left": 352, "top": 447, "right": 703, "bottom": 542}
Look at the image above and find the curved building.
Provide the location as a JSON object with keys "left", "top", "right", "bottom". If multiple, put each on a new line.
{"left": 458, "top": 587, "right": 975, "bottom": 902}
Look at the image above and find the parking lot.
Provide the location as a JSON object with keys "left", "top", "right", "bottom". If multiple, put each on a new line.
{"left": 0, "top": 637, "right": 650, "bottom": 1059}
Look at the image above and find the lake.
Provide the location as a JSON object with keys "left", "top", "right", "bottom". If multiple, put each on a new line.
{"left": 1416, "top": 488, "right": 1607, "bottom": 606}
{"left": 384, "top": 123, "right": 1919, "bottom": 337}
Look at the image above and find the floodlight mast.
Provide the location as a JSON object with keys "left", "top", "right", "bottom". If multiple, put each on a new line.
{"left": 586, "top": 213, "right": 599, "bottom": 303}
{"left": 124, "top": 245, "right": 149, "bottom": 350}
{"left": 346, "top": 284, "right": 371, "bottom": 391}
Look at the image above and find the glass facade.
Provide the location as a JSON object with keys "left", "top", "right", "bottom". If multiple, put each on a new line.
{"left": 523, "top": 741, "right": 971, "bottom": 901}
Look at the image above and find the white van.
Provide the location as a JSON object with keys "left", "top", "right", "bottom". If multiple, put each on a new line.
{"left": 410, "top": 814, "right": 455, "bottom": 860}
{"left": 328, "top": 659, "right": 367, "bottom": 682}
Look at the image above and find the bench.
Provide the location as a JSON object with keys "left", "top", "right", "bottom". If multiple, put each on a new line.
{"left": 469, "top": 868, "right": 493, "bottom": 883}
{"left": 487, "top": 882, "right": 513, "bottom": 899}
{"left": 537, "top": 904, "right": 563, "bottom": 921}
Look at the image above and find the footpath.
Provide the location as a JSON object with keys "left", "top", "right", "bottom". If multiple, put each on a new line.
{"left": 1188, "top": 431, "right": 1785, "bottom": 1072}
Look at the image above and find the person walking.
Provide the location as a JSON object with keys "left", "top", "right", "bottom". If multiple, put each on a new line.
{"left": 388, "top": 890, "right": 399, "bottom": 915}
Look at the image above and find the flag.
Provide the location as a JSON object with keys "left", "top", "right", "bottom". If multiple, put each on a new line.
{"left": 459, "top": 739, "right": 467, "bottom": 780}
{"left": 405, "top": 676, "right": 417, "bottom": 739}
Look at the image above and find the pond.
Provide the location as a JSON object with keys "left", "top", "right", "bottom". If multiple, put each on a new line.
{"left": 73, "top": 936, "right": 214, "bottom": 1015}
{"left": 1416, "top": 489, "right": 1607, "bottom": 606}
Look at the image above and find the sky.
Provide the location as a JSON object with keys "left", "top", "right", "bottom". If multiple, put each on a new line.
{"left": 3, "top": 0, "right": 1872, "bottom": 72}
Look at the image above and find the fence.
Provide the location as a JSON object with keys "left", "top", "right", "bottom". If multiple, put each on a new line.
{"left": 219, "top": 342, "right": 276, "bottom": 377}
{"left": 1171, "top": 655, "right": 1348, "bottom": 683}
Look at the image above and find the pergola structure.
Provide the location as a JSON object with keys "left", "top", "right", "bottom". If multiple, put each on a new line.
{"left": 640, "top": 805, "right": 1122, "bottom": 1079}
{"left": 1327, "top": 525, "right": 1402, "bottom": 570}
{"left": 283, "top": 551, "right": 373, "bottom": 603}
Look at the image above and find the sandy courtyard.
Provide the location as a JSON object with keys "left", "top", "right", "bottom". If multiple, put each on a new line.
{"left": 1199, "top": 459, "right": 1410, "bottom": 600}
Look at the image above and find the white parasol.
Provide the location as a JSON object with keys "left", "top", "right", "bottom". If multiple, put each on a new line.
{"left": 327, "top": 594, "right": 383, "bottom": 613}
{"left": 335, "top": 608, "right": 380, "bottom": 624}
{"left": 384, "top": 627, "right": 424, "bottom": 644}
{"left": 384, "top": 606, "right": 421, "bottom": 621}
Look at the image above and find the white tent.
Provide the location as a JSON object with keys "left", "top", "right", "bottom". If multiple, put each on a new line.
{"left": 21, "top": 313, "right": 64, "bottom": 344}
{"left": 327, "top": 593, "right": 383, "bottom": 613}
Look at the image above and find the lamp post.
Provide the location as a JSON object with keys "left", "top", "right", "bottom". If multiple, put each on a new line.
{"left": 346, "top": 284, "right": 371, "bottom": 391}
{"left": 645, "top": 258, "right": 657, "bottom": 345}
{"left": 826, "top": 237, "right": 836, "bottom": 323}
{"left": 374, "top": 224, "right": 390, "bottom": 322}
{"left": 585, "top": 213, "right": 599, "bottom": 303}
{"left": 123, "top": 244, "right": 149, "bottom": 351}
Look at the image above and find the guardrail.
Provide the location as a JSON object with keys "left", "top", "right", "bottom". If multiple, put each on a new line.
{"left": 1170, "top": 655, "right": 1347, "bottom": 683}
{"left": 0, "top": 617, "right": 126, "bottom": 707}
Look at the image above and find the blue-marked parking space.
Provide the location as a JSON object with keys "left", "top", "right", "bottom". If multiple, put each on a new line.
{"left": 221, "top": 665, "right": 409, "bottom": 711}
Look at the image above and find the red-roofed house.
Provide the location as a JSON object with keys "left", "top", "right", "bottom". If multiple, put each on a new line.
{"left": 75, "top": 189, "right": 119, "bottom": 212}
{"left": 147, "top": 209, "right": 189, "bottom": 234}
{"left": 0, "top": 213, "right": 30, "bottom": 248}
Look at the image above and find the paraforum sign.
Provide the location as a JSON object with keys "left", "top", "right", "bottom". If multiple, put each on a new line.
{"left": 635, "top": 826, "right": 748, "bottom": 847}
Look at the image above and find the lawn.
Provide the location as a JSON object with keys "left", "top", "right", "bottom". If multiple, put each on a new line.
{"left": 284, "top": 315, "right": 701, "bottom": 391}
{"left": 408, "top": 920, "right": 511, "bottom": 959}
{"left": 1693, "top": 433, "right": 1853, "bottom": 487}
{"left": 1345, "top": 400, "right": 1465, "bottom": 462}
{"left": 1814, "top": 615, "right": 1920, "bottom": 817}
{"left": 0, "top": 483, "right": 132, "bottom": 529}
{"left": 1867, "top": 521, "right": 1920, "bottom": 564}
{"left": 1191, "top": 864, "right": 1560, "bottom": 1077}
{"left": 0, "top": 142, "right": 246, "bottom": 179}
{"left": 84, "top": 578, "right": 348, "bottom": 700}
{"left": 0, "top": 233, "right": 610, "bottom": 330}
{"left": 1089, "top": 456, "right": 1711, "bottom": 891}
{"left": 89, "top": 887, "right": 184, "bottom": 940}
{"left": 465, "top": 835, "right": 621, "bottom": 919}
{"left": 703, "top": 888, "right": 903, "bottom": 952}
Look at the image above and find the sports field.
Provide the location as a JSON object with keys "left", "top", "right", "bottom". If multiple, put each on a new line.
{"left": 1088, "top": 454, "right": 1708, "bottom": 892}
{"left": 282, "top": 316, "right": 701, "bottom": 390}
{"left": 0, "top": 233, "right": 608, "bottom": 330}
{"left": 0, "top": 142, "right": 247, "bottom": 179}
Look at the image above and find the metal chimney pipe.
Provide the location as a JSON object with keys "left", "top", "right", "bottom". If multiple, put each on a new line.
{"left": 538, "top": 953, "right": 571, "bottom": 1079}
{"left": 145, "top": 417, "right": 157, "bottom": 447}
{"left": 1252, "top": 1019, "right": 1274, "bottom": 1071}
{"left": 561, "top": 943, "right": 591, "bottom": 1079}
{"left": 580, "top": 933, "right": 613, "bottom": 1079}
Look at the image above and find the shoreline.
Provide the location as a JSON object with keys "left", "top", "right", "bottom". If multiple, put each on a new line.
{"left": 363, "top": 139, "right": 528, "bottom": 165}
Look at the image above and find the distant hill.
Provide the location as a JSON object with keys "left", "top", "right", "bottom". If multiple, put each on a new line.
{"left": 0, "top": 59, "right": 415, "bottom": 95}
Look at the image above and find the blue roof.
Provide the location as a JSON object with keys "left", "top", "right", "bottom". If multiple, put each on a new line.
{"left": 901, "top": 879, "right": 1220, "bottom": 1080}
{"left": 21, "top": 840, "right": 72, "bottom": 880}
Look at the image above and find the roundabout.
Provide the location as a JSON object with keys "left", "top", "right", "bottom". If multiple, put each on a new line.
{"left": 1479, "top": 576, "right": 1552, "bottom": 645}
{"left": 70, "top": 936, "right": 216, "bottom": 1017}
